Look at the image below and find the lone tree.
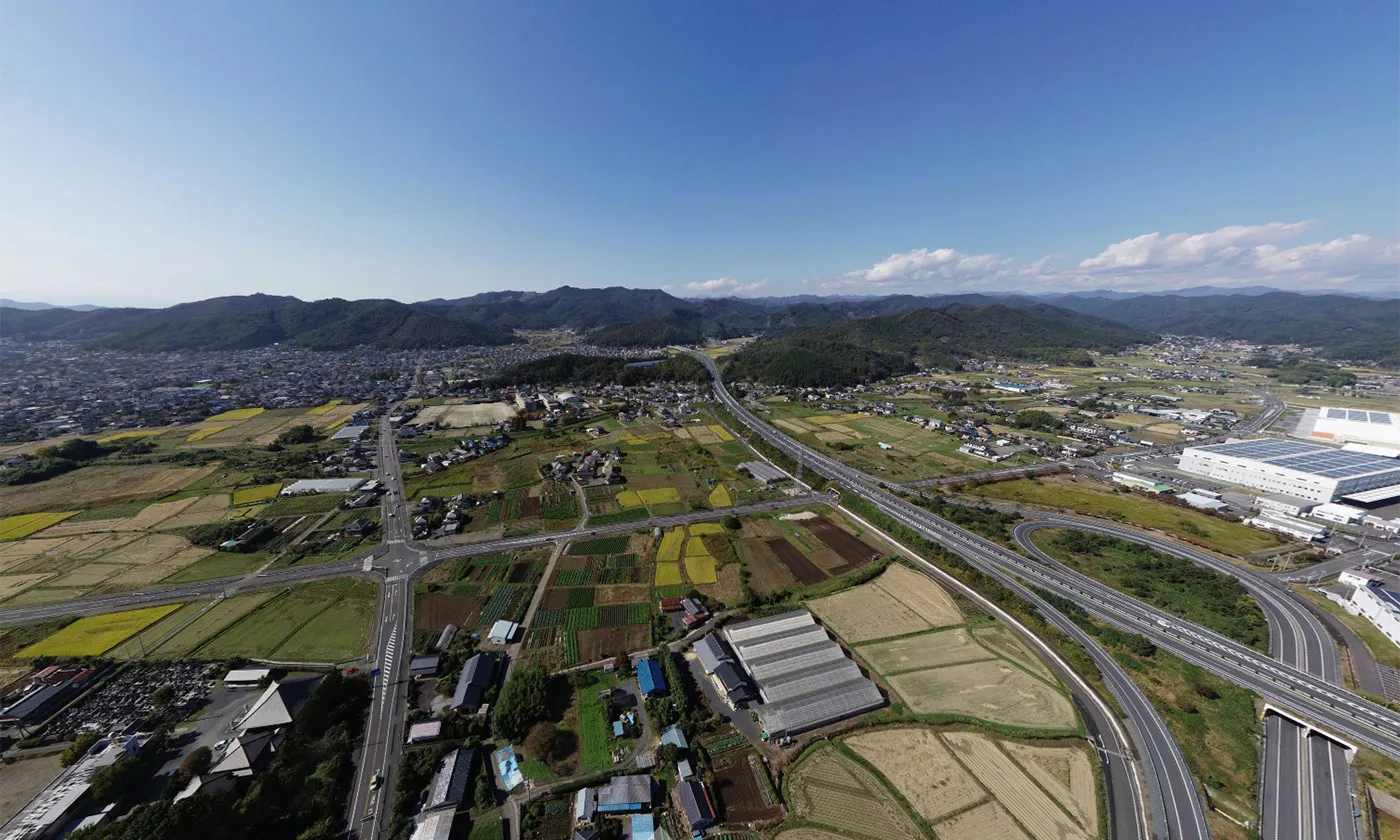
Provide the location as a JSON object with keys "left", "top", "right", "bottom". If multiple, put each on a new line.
{"left": 180, "top": 746, "right": 213, "bottom": 778}
{"left": 275, "top": 425, "right": 318, "bottom": 446}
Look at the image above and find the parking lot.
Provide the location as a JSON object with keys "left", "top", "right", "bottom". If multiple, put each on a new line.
{"left": 158, "top": 685, "right": 257, "bottom": 776}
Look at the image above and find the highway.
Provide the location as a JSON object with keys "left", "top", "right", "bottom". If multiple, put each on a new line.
{"left": 684, "top": 348, "right": 1400, "bottom": 835}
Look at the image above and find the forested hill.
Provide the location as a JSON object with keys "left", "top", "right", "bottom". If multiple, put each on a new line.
{"left": 721, "top": 303, "right": 1153, "bottom": 387}
{"left": 0, "top": 297, "right": 515, "bottom": 351}
{"left": 486, "top": 353, "right": 707, "bottom": 387}
{"left": 1051, "top": 292, "right": 1400, "bottom": 366}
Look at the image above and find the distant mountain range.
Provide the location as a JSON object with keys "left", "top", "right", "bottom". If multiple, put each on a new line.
{"left": 0, "top": 299, "right": 105, "bottom": 311}
{"left": 0, "top": 285, "right": 1394, "bottom": 368}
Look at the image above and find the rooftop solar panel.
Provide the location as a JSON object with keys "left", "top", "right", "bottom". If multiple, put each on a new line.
{"left": 1373, "top": 588, "right": 1400, "bottom": 613}
{"left": 1327, "top": 408, "right": 1348, "bottom": 419}
{"left": 1370, "top": 413, "right": 1392, "bottom": 424}
{"left": 1348, "top": 410, "right": 1369, "bottom": 422}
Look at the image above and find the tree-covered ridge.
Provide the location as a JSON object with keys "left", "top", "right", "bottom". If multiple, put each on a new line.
{"left": 1053, "top": 292, "right": 1400, "bottom": 366}
{"left": 487, "top": 352, "right": 708, "bottom": 386}
{"left": 722, "top": 302, "right": 1152, "bottom": 386}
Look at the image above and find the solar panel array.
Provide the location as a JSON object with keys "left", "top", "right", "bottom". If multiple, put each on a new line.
{"left": 1325, "top": 407, "right": 1394, "bottom": 424}
{"left": 1373, "top": 588, "right": 1400, "bottom": 613}
{"left": 1198, "top": 439, "right": 1399, "bottom": 479}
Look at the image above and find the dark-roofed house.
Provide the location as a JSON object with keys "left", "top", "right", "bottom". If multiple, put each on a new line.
{"left": 713, "top": 662, "right": 754, "bottom": 707}
{"left": 423, "top": 747, "right": 474, "bottom": 812}
{"left": 636, "top": 659, "right": 666, "bottom": 696}
{"left": 693, "top": 635, "right": 732, "bottom": 675}
{"left": 410, "top": 654, "right": 441, "bottom": 679}
{"left": 209, "top": 730, "right": 279, "bottom": 777}
{"left": 451, "top": 652, "right": 498, "bottom": 712}
{"left": 595, "top": 774, "right": 653, "bottom": 813}
{"left": 676, "top": 779, "right": 718, "bottom": 831}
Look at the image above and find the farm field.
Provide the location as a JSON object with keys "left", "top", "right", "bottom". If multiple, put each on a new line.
{"left": 411, "top": 401, "right": 517, "bottom": 428}
{"left": 0, "top": 512, "right": 78, "bottom": 541}
{"left": 184, "top": 579, "right": 376, "bottom": 662}
{"left": 711, "top": 750, "right": 782, "bottom": 824}
{"left": 808, "top": 564, "right": 962, "bottom": 643}
{"left": 809, "top": 564, "right": 1077, "bottom": 732}
{"left": 0, "top": 532, "right": 216, "bottom": 604}
{"left": 150, "top": 592, "right": 279, "bottom": 657}
{"left": 966, "top": 475, "right": 1285, "bottom": 557}
{"left": 732, "top": 512, "right": 886, "bottom": 595}
{"left": 783, "top": 742, "right": 923, "bottom": 840}
{"left": 0, "top": 464, "right": 215, "bottom": 516}
{"left": 843, "top": 727, "right": 983, "bottom": 820}
{"left": 18, "top": 604, "right": 182, "bottom": 657}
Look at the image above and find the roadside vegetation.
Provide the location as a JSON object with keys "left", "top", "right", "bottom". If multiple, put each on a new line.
{"left": 1032, "top": 529, "right": 1269, "bottom": 651}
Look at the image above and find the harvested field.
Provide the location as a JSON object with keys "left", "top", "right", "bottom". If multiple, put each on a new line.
{"left": 102, "top": 534, "right": 197, "bottom": 565}
{"left": 855, "top": 628, "right": 996, "bottom": 674}
{"left": 737, "top": 538, "right": 791, "bottom": 595}
{"left": 2, "top": 587, "right": 87, "bottom": 606}
{"left": 889, "top": 660, "right": 1077, "bottom": 730}
{"left": 972, "top": 624, "right": 1054, "bottom": 681}
{"left": 0, "top": 574, "right": 52, "bottom": 600}
{"left": 415, "top": 593, "right": 486, "bottom": 629}
{"left": 1002, "top": 741, "right": 1097, "bottom": 831}
{"left": 934, "top": 800, "right": 1030, "bottom": 840}
{"left": 845, "top": 727, "right": 985, "bottom": 821}
{"left": 774, "top": 831, "right": 851, "bottom": 840}
{"left": 712, "top": 751, "right": 782, "bottom": 823}
{"left": 809, "top": 584, "right": 931, "bottom": 643}
{"left": 412, "top": 401, "right": 517, "bottom": 428}
{"left": 576, "top": 625, "right": 649, "bottom": 662}
{"left": 784, "top": 743, "right": 922, "bottom": 840}
{"left": 766, "top": 538, "right": 825, "bottom": 585}
{"left": 873, "top": 564, "right": 962, "bottom": 627}
{"left": 0, "top": 512, "right": 78, "bottom": 541}
{"left": 596, "top": 584, "right": 650, "bottom": 606}
{"left": 700, "top": 562, "right": 743, "bottom": 606}
{"left": 155, "top": 494, "right": 232, "bottom": 529}
{"left": 942, "top": 732, "right": 1092, "bottom": 840}
{"left": 0, "top": 465, "right": 214, "bottom": 516}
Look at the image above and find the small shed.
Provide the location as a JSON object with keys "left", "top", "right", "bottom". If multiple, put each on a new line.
{"left": 222, "top": 668, "right": 270, "bottom": 689}
{"left": 409, "top": 654, "right": 441, "bottom": 679}
{"left": 488, "top": 620, "right": 519, "bottom": 644}
{"left": 636, "top": 659, "right": 667, "bottom": 696}
{"left": 659, "top": 725, "right": 688, "bottom": 751}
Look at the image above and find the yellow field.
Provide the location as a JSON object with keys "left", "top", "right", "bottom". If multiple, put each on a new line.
{"left": 689, "top": 522, "right": 724, "bottom": 536}
{"left": 19, "top": 604, "right": 183, "bottom": 657}
{"left": 186, "top": 426, "right": 228, "bottom": 441}
{"left": 98, "top": 429, "right": 168, "bottom": 443}
{"left": 637, "top": 487, "right": 681, "bottom": 505}
{"left": 232, "top": 483, "right": 283, "bottom": 506}
{"left": 708, "top": 484, "right": 732, "bottom": 508}
{"left": 206, "top": 407, "right": 265, "bottom": 422}
{"left": 0, "top": 512, "right": 79, "bottom": 541}
{"left": 685, "top": 556, "right": 717, "bottom": 584}
{"left": 657, "top": 528, "right": 685, "bottom": 563}
{"left": 655, "top": 563, "right": 683, "bottom": 586}
{"left": 708, "top": 424, "right": 735, "bottom": 442}
{"left": 616, "top": 489, "right": 645, "bottom": 509}
{"left": 307, "top": 399, "right": 342, "bottom": 415}
{"left": 685, "top": 537, "right": 711, "bottom": 557}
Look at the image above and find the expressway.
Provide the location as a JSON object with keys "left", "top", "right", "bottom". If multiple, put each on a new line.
{"left": 1008, "top": 517, "right": 1360, "bottom": 840}
{"left": 684, "top": 348, "right": 1400, "bottom": 833}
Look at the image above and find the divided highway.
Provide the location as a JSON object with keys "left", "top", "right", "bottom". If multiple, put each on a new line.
{"left": 683, "top": 348, "right": 1400, "bottom": 837}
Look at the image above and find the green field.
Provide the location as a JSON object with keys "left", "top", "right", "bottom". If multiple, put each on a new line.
{"left": 968, "top": 477, "right": 1284, "bottom": 557}
{"left": 188, "top": 579, "right": 376, "bottom": 662}
{"left": 160, "top": 551, "right": 271, "bottom": 584}
{"left": 577, "top": 671, "right": 613, "bottom": 772}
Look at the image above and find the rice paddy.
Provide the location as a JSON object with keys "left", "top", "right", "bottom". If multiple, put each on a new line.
{"left": 18, "top": 604, "right": 182, "bottom": 657}
{"left": 185, "top": 426, "right": 228, "bottom": 441}
{"left": 0, "top": 512, "right": 79, "bottom": 541}
{"left": 708, "top": 483, "right": 733, "bottom": 507}
{"left": 97, "top": 429, "right": 168, "bottom": 443}
{"left": 231, "top": 483, "right": 283, "bottom": 506}
{"left": 655, "top": 563, "right": 683, "bottom": 586}
{"left": 656, "top": 528, "right": 685, "bottom": 563}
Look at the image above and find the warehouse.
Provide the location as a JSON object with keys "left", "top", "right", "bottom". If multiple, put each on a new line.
{"left": 1245, "top": 512, "right": 1329, "bottom": 542}
{"left": 1304, "top": 407, "right": 1400, "bottom": 448}
{"left": 1178, "top": 439, "right": 1400, "bottom": 503}
{"left": 722, "top": 610, "right": 884, "bottom": 739}
{"left": 738, "top": 461, "right": 789, "bottom": 485}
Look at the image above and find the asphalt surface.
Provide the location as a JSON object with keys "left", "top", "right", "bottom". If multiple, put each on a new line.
{"left": 684, "top": 348, "right": 1400, "bottom": 836}
{"left": 1263, "top": 713, "right": 1303, "bottom": 840}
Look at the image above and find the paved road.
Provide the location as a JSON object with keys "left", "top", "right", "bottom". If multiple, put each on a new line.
{"left": 1263, "top": 713, "right": 1304, "bottom": 840}
{"left": 685, "top": 348, "right": 1400, "bottom": 835}
{"left": 1307, "top": 732, "right": 1360, "bottom": 840}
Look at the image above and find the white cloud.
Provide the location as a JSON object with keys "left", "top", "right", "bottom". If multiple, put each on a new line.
{"left": 822, "top": 248, "right": 1011, "bottom": 291}
{"left": 821, "top": 222, "right": 1398, "bottom": 294}
{"left": 670, "top": 277, "right": 769, "bottom": 297}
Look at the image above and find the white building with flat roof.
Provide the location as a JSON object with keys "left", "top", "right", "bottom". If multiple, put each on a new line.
{"left": 1179, "top": 439, "right": 1400, "bottom": 503}
{"left": 1307, "top": 407, "right": 1400, "bottom": 448}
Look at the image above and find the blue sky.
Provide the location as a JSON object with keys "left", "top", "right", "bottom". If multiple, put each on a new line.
{"left": 2, "top": 1, "right": 1395, "bottom": 306}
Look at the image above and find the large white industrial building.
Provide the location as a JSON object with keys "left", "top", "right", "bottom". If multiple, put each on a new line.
{"left": 1178, "top": 439, "right": 1400, "bottom": 504}
{"left": 1303, "top": 406, "right": 1400, "bottom": 448}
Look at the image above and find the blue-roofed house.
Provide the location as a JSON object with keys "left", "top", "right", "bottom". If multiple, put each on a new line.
{"left": 630, "top": 813, "right": 656, "bottom": 840}
{"left": 636, "top": 659, "right": 666, "bottom": 696}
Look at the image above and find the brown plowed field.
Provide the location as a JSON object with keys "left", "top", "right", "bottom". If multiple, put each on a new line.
{"left": 577, "top": 625, "right": 649, "bottom": 661}
{"left": 507, "top": 562, "right": 532, "bottom": 583}
{"left": 519, "top": 497, "right": 541, "bottom": 517}
{"left": 543, "top": 589, "right": 570, "bottom": 610}
{"left": 737, "top": 538, "right": 791, "bottom": 595}
{"left": 415, "top": 594, "right": 485, "bottom": 630}
{"left": 766, "top": 538, "right": 825, "bottom": 585}
{"left": 556, "top": 556, "right": 591, "bottom": 570}
{"left": 809, "top": 518, "right": 879, "bottom": 571}
{"left": 596, "top": 584, "right": 649, "bottom": 605}
{"left": 713, "top": 750, "right": 783, "bottom": 824}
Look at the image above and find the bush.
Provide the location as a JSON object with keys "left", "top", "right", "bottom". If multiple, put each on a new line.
{"left": 493, "top": 664, "right": 550, "bottom": 742}
{"left": 60, "top": 732, "right": 102, "bottom": 767}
